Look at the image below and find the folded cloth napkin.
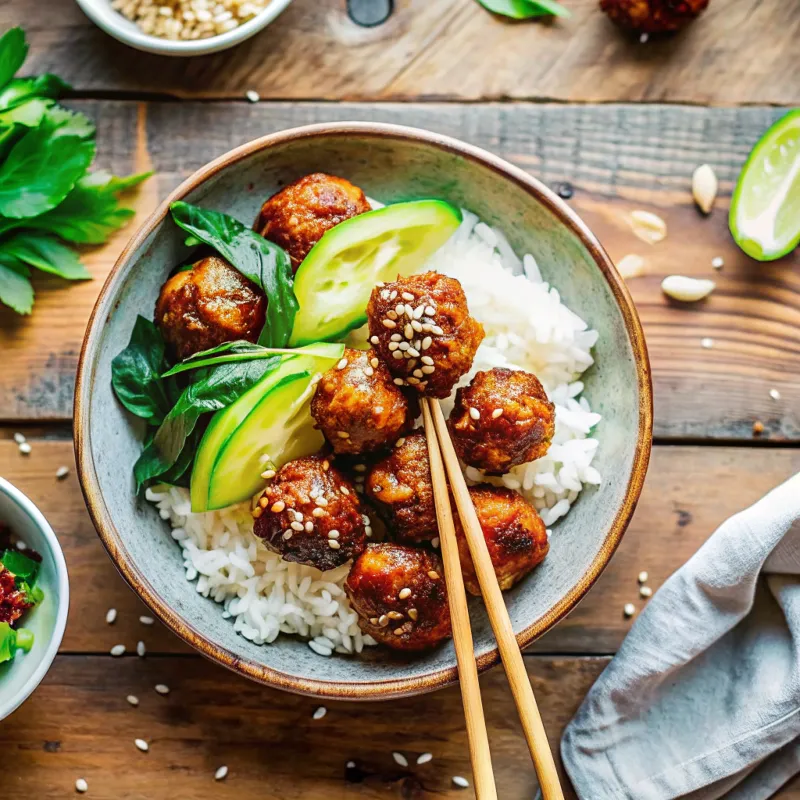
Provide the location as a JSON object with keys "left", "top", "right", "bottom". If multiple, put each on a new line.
{"left": 561, "top": 472, "right": 800, "bottom": 800}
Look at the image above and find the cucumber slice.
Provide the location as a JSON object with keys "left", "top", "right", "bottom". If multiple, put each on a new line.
{"left": 730, "top": 110, "right": 800, "bottom": 261}
{"left": 288, "top": 200, "right": 462, "bottom": 347}
{"left": 190, "top": 342, "right": 343, "bottom": 512}
{"left": 206, "top": 371, "right": 321, "bottom": 510}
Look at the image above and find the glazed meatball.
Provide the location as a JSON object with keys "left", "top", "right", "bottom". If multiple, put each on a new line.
{"left": 154, "top": 255, "right": 266, "bottom": 361}
{"left": 448, "top": 368, "right": 555, "bottom": 474}
{"left": 310, "top": 348, "right": 419, "bottom": 456}
{"left": 367, "top": 272, "right": 484, "bottom": 398}
{"left": 253, "top": 455, "right": 368, "bottom": 572}
{"left": 600, "top": 0, "right": 709, "bottom": 32}
{"left": 454, "top": 485, "right": 549, "bottom": 596}
{"left": 366, "top": 431, "right": 436, "bottom": 544}
{"left": 345, "top": 543, "right": 451, "bottom": 651}
{"left": 256, "top": 173, "right": 371, "bottom": 271}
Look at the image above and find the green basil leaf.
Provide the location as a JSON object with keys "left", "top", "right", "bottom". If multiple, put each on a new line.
{"left": 111, "top": 316, "right": 173, "bottom": 423}
{"left": 0, "top": 74, "right": 70, "bottom": 111}
{"left": 0, "top": 28, "right": 27, "bottom": 90}
{"left": 0, "top": 253, "right": 33, "bottom": 314}
{"left": 161, "top": 341, "right": 294, "bottom": 377}
{"left": 0, "top": 549, "right": 40, "bottom": 584}
{"left": 0, "top": 116, "right": 96, "bottom": 219}
{"left": 477, "top": 0, "right": 570, "bottom": 18}
{"left": 2, "top": 232, "right": 91, "bottom": 280}
{"left": 169, "top": 201, "right": 299, "bottom": 348}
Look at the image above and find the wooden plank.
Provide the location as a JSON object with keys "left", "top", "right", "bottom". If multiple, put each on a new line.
{"left": 4, "top": 0, "right": 799, "bottom": 104}
{"left": 3, "top": 653, "right": 601, "bottom": 798}
{"left": 2, "top": 437, "right": 797, "bottom": 655}
{"left": 1, "top": 101, "right": 797, "bottom": 441}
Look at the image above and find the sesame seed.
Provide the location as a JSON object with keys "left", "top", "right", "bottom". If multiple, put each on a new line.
{"left": 328, "top": 529, "right": 340, "bottom": 539}
{"left": 293, "top": 510, "right": 304, "bottom": 522}
{"left": 106, "top": 608, "right": 117, "bottom": 624}
{"left": 341, "top": 486, "right": 350, "bottom": 495}
{"left": 347, "top": 761, "right": 356, "bottom": 769}
{"left": 135, "top": 739, "right": 149, "bottom": 753}
{"left": 215, "top": 766, "right": 229, "bottom": 781}
{"left": 394, "top": 627, "right": 405, "bottom": 636}
{"left": 369, "top": 617, "right": 379, "bottom": 625}
{"left": 374, "top": 406, "right": 384, "bottom": 413}
{"left": 404, "top": 323, "right": 414, "bottom": 339}
{"left": 245, "top": 89, "right": 260, "bottom": 103}
{"left": 312, "top": 706, "right": 327, "bottom": 720}
{"left": 336, "top": 358, "right": 348, "bottom": 370}
{"left": 413, "top": 369, "right": 424, "bottom": 378}
{"left": 127, "top": 695, "right": 139, "bottom": 706}
{"left": 291, "top": 521, "right": 304, "bottom": 531}
{"left": 387, "top": 310, "right": 398, "bottom": 320}
{"left": 356, "top": 465, "right": 367, "bottom": 473}
{"left": 407, "top": 347, "right": 420, "bottom": 357}
{"left": 387, "top": 610, "right": 404, "bottom": 620}
{"left": 365, "top": 366, "right": 374, "bottom": 377}
{"left": 392, "top": 351, "right": 403, "bottom": 360}
{"left": 701, "top": 337, "right": 714, "bottom": 349}
{"left": 638, "top": 571, "right": 648, "bottom": 583}
{"left": 155, "top": 684, "right": 170, "bottom": 695}
{"left": 370, "top": 336, "right": 379, "bottom": 345}
{"left": 283, "top": 531, "right": 293, "bottom": 541}
{"left": 13, "top": 432, "right": 25, "bottom": 444}
{"left": 365, "top": 526, "right": 373, "bottom": 537}
{"left": 431, "top": 537, "right": 440, "bottom": 548}
{"left": 398, "top": 341, "right": 409, "bottom": 351}
{"left": 261, "top": 469, "right": 276, "bottom": 480}
{"left": 316, "top": 496, "right": 328, "bottom": 507}
{"left": 711, "top": 256, "right": 724, "bottom": 269}
{"left": 378, "top": 614, "right": 389, "bottom": 626}
{"left": 422, "top": 337, "right": 432, "bottom": 350}
{"left": 401, "top": 292, "right": 415, "bottom": 302}
{"left": 421, "top": 365, "right": 435, "bottom": 374}
{"left": 393, "top": 751, "right": 409, "bottom": 766}
{"left": 322, "top": 460, "right": 330, "bottom": 471}
{"left": 399, "top": 588, "right": 412, "bottom": 600}
{"left": 259, "top": 496, "right": 269, "bottom": 509}
{"left": 431, "top": 325, "right": 445, "bottom": 336}
{"left": 76, "top": 778, "right": 88, "bottom": 793}
{"left": 408, "top": 608, "right": 418, "bottom": 621}
{"left": 407, "top": 377, "right": 420, "bottom": 385}
{"left": 328, "top": 539, "right": 340, "bottom": 549}
{"left": 137, "top": 641, "right": 146, "bottom": 657}
{"left": 770, "top": 388, "right": 781, "bottom": 400}
{"left": 139, "top": 616, "right": 154, "bottom": 626}
{"left": 337, "top": 430, "right": 350, "bottom": 439}
{"left": 395, "top": 304, "right": 405, "bottom": 316}
{"left": 640, "top": 586, "right": 653, "bottom": 598}
{"left": 388, "top": 342, "right": 399, "bottom": 352}
{"left": 469, "top": 407, "right": 480, "bottom": 421}
{"left": 252, "top": 506, "right": 263, "bottom": 519}
{"left": 110, "top": 644, "right": 125, "bottom": 657}
{"left": 411, "top": 320, "right": 423, "bottom": 332}
{"left": 421, "top": 355, "right": 434, "bottom": 365}
{"left": 624, "top": 603, "right": 636, "bottom": 618}
{"left": 271, "top": 501, "right": 286, "bottom": 513}
{"left": 413, "top": 305, "right": 425, "bottom": 320}
{"left": 393, "top": 378, "right": 405, "bottom": 386}
{"left": 19, "top": 442, "right": 31, "bottom": 455}
{"left": 453, "top": 776, "right": 470, "bottom": 788}
{"left": 395, "top": 438, "right": 406, "bottom": 447}
{"left": 389, "top": 290, "right": 397, "bottom": 300}
{"left": 428, "top": 571, "right": 440, "bottom": 580}
{"left": 312, "top": 508, "right": 325, "bottom": 518}
{"left": 305, "top": 521, "right": 313, "bottom": 533}
{"left": 56, "top": 466, "right": 70, "bottom": 480}
{"left": 376, "top": 281, "right": 385, "bottom": 288}
{"left": 370, "top": 358, "right": 379, "bottom": 368}
{"left": 382, "top": 319, "right": 397, "bottom": 329}
{"left": 425, "top": 305, "right": 436, "bottom": 316}
{"left": 417, "top": 752, "right": 433, "bottom": 765}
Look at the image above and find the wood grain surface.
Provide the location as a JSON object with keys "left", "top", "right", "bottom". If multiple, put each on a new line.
{"left": 1, "top": 101, "right": 797, "bottom": 439}
{"left": 3, "top": 0, "right": 799, "bottom": 104}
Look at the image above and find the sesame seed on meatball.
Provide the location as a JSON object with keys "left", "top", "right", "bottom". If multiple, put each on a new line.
{"left": 310, "top": 348, "right": 419, "bottom": 456}
{"left": 366, "top": 272, "right": 484, "bottom": 398}
{"left": 345, "top": 543, "right": 451, "bottom": 651}
{"left": 252, "top": 455, "right": 367, "bottom": 572}
{"left": 448, "top": 368, "right": 555, "bottom": 474}
{"left": 366, "top": 431, "right": 436, "bottom": 544}
{"left": 255, "top": 173, "right": 371, "bottom": 272}
{"left": 155, "top": 255, "right": 266, "bottom": 361}
{"left": 454, "top": 485, "right": 549, "bottom": 596}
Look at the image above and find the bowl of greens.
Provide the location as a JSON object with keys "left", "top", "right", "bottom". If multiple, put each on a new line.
{"left": 0, "top": 477, "right": 69, "bottom": 720}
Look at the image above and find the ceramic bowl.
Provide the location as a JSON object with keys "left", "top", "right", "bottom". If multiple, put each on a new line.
{"left": 0, "top": 478, "right": 69, "bottom": 720}
{"left": 74, "top": 0, "right": 294, "bottom": 57}
{"left": 75, "top": 122, "right": 652, "bottom": 700}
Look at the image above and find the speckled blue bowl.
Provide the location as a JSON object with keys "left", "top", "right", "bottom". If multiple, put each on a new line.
{"left": 75, "top": 123, "right": 652, "bottom": 700}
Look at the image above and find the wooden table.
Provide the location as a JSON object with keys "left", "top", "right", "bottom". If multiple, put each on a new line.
{"left": 1, "top": 1, "right": 799, "bottom": 797}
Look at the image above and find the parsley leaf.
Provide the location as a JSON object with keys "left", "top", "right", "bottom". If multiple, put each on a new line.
{"left": 0, "top": 253, "right": 33, "bottom": 314}
{"left": 2, "top": 231, "right": 91, "bottom": 279}
{"left": 0, "top": 28, "right": 27, "bottom": 90}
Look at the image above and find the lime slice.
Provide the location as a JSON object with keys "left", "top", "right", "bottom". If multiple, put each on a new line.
{"left": 730, "top": 110, "right": 800, "bottom": 261}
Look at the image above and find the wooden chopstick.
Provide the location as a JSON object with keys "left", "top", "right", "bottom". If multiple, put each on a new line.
{"left": 428, "top": 398, "right": 566, "bottom": 800}
{"left": 421, "top": 398, "right": 498, "bottom": 800}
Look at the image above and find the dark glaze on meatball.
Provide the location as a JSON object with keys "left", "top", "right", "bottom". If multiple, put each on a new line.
{"left": 448, "top": 368, "right": 555, "bottom": 474}
{"left": 366, "top": 272, "right": 484, "bottom": 399}
{"left": 366, "top": 431, "right": 436, "bottom": 544}
{"left": 454, "top": 485, "right": 549, "bottom": 596}
{"left": 310, "top": 348, "right": 419, "bottom": 456}
{"left": 345, "top": 543, "right": 451, "bottom": 651}
{"left": 154, "top": 255, "right": 266, "bottom": 361}
{"left": 253, "top": 455, "right": 367, "bottom": 572}
{"left": 255, "top": 173, "right": 371, "bottom": 271}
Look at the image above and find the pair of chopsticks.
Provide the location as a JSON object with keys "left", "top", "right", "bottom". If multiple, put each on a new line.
{"left": 421, "top": 398, "right": 565, "bottom": 800}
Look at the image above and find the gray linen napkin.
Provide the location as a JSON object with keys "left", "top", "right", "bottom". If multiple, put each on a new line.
{"left": 561, "top": 472, "right": 800, "bottom": 800}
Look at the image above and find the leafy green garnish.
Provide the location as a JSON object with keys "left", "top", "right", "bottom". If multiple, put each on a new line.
{"left": 0, "top": 621, "right": 34, "bottom": 662}
{"left": 112, "top": 316, "right": 175, "bottom": 424}
{"left": 1, "top": 549, "right": 40, "bottom": 584}
{"left": 0, "top": 26, "right": 149, "bottom": 314}
{"left": 162, "top": 341, "right": 299, "bottom": 377}
{"left": 477, "top": 0, "right": 570, "bottom": 18}
{"left": 170, "top": 202, "right": 299, "bottom": 348}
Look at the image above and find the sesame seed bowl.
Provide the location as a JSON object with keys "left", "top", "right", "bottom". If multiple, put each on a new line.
{"left": 74, "top": 0, "right": 294, "bottom": 57}
{"left": 75, "top": 122, "right": 652, "bottom": 700}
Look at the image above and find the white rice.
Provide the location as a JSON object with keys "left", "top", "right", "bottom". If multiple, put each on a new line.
{"left": 147, "top": 208, "right": 600, "bottom": 656}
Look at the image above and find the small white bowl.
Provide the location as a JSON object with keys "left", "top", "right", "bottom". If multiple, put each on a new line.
{"left": 0, "top": 478, "right": 69, "bottom": 721}
{"left": 74, "top": 0, "right": 294, "bottom": 57}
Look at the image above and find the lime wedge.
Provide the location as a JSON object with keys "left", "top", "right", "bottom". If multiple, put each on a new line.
{"left": 730, "top": 110, "right": 800, "bottom": 261}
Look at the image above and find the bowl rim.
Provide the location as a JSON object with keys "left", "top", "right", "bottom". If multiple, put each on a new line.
{"left": 74, "top": 121, "right": 653, "bottom": 700}
{"left": 73, "top": 0, "right": 294, "bottom": 57}
{"left": 0, "top": 477, "right": 70, "bottom": 719}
